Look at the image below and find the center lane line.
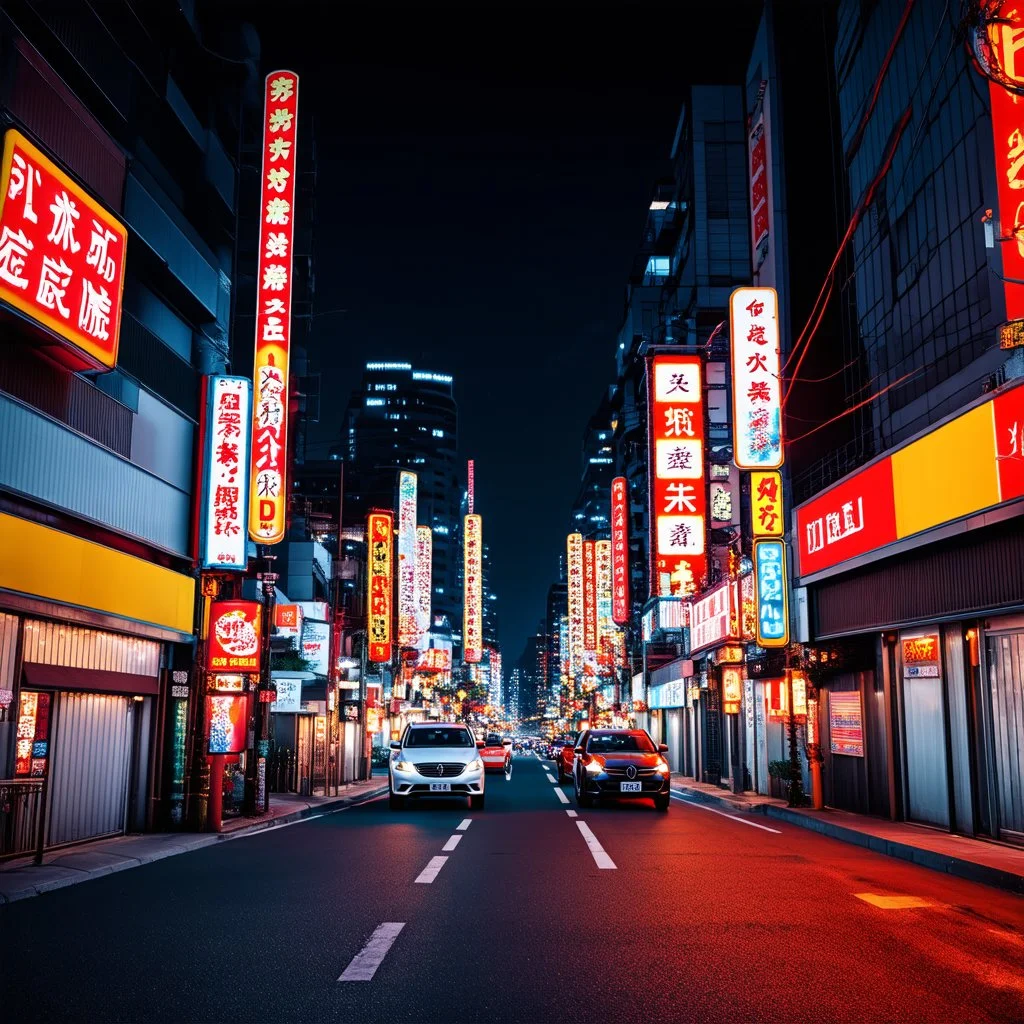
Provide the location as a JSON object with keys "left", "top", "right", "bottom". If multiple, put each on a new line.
{"left": 670, "top": 793, "right": 783, "bottom": 833}
{"left": 545, "top": 773, "right": 557, "bottom": 784}
{"left": 338, "top": 922, "right": 405, "bottom": 981}
{"left": 552, "top": 785, "right": 570, "bottom": 804}
{"left": 575, "top": 820, "right": 616, "bottom": 869}
{"left": 415, "top": 855, "right": 449, "bottom": 883}
{"left": 456, "top": 818, "right": 472, "bottom": 831}
{"left": 442, "top": 834, "right": 462, "bottom": 852}
{"left": 565, "top": 809, "right": 578, "bottom": 818}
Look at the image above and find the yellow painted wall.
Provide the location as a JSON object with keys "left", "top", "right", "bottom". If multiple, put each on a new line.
{"left": 892, "top": 403, "right": 999, "bottom": 538}
{"left": 0, "top": 513, "right": 195, "bottom": 634}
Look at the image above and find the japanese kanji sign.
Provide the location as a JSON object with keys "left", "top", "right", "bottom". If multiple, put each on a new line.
{"left": 200, "top": 376, "right": 252, "bottom": 571}
{"left": 0, "top": 129, "right": 126, "bottom": 369}
{"left": 583, "top": 540, "right": 597, "bottom": 653}
{"left": 988, "top": 11, "right": 1024, "bottom": 319}
{"left": 731, "top": 287, "right": 783, "bottom": 469}
{"left": 397, "top": 471, "right": 420, "bottom": 648}
{"left": 249, "top": 71, "right": 299, "bottom": 545}
{"left": 611, "top": 476, "right": 630, "bottom": 625}
{"left": 207, "top": 601, "right": 262, "bottom": 671}
{"left": 567, "top": 532, "right": 584, "bottom": 677}
{"left": 367, "top": 511, "right": 393, "bottom": 663}
{"left": 754, "top": 539, "right": 789, "bottom": 648}
{"left": 416, "top": 525, "right": 432, "bottom": 639}
{"left": 750, "top": 470, "right": 784, "bottom": 539}
{"left": 648, "top": 354, "right": 706, "bottom": 598}
{"left": 463, "top": 514, "right": 483, "bottom": 664}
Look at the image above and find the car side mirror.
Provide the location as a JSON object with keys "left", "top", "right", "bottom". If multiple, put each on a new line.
{"left": 659, "top": 743, "right": 669, "bottom": 753}
{"left": 476, "top": 740, "right": 486, "bottom": 749}
{"left": 389, "top": 741, "right": 401, "bottom": 750}
{"left": 502, "top": 739, "right": 512, "bottom": 747}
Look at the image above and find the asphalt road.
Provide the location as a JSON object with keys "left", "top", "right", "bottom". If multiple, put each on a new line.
{"left": 4, "top": 754, "right": 1024, "bottom": 1023}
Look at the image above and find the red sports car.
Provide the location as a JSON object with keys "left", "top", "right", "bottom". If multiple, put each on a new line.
{"left": 479, "top": 733, "right": 512, "bottom": 774}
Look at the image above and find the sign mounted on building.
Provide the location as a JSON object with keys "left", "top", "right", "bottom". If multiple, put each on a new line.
{"left": 567, "top": 532, "right": 584, "bottom": 676}
{"left": 207, "top": 694, "right": 248, "bottom": 754}
{"left": 689, "top": 581, "right": 738, "bottom": 656}
{"left": 367, "top": 511, "right": 393, "bottom": 663}
{"left": 463, "top": 514, "right": 483, "bottom": 664}
{"left": 0, "top": 129, "right": 127, "bottom": 369}
{"left": 795, "top": 380, "right": 1024, "bottom": 578}
{"left": 271, "top": 677, "right": 302, "bottom": 713}
{"left": 199, "top": 376, "right": 252, "bottom": 571}
{"left": 397, "top": 471, "right": 419, "bottom": 648}
{"left": 731, "top": 287, "right": 783, "bottom": 470}
{"left": 611, "top": 476, "right": 630, "bottom": 624}
{"left": 274, "top": 604, "right": 303, "bottom": 636}
{"left": 301, "top": 619, "right": 330, "bottom": 676}
{"left": 648, "top": 353, "right": 706, "bottom": 597}
{"left": 829, "top": 690, "right": 864, "bottom": 757}
{"left": 748, "top": 83, "right": 772, "bottom": 273}
{"left": 754, "top": 539, "right": 788, "bottom": 648}
{"left": 750, "top": 470, "right": 783, "bottom": 538}
{"left": 248, "top": 71, "right": 299, "bottom": 546}
{"left": 583, "top": 540, "right": 597, "bottom": 652}
{"left": 416, "top": 524, "right": 432, "bottom": 638}
{"left": 206, "top": 601, "right": 262, "bottom": 672}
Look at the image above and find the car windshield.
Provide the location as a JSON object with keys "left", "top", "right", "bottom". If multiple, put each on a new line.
{"left": 484, "top": 735, "right": 503, "bottom": 746}
{"left": 405, "top": 728, "right": 474, "bottom": 748}
{"left": 587, "top": 733, "right": 656, "bottom": 754}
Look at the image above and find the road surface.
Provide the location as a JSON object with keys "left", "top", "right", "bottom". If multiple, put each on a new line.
{"left": 4, "top": 755, "right": 1023, "bottom": 1022}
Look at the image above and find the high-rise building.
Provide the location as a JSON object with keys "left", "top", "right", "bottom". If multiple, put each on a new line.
{"left": 0, "top": 1, "right": 259, "bottom": 841}
{"left": 570, "top": 393, "right": 616, "bottom": 540}
{"left": 341, "top": 362, "right": 460, "bottom": 630}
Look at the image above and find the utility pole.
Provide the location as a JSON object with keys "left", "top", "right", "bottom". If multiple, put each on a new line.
{"left": 245, "top": 549, "right": 277, "bottom": 814}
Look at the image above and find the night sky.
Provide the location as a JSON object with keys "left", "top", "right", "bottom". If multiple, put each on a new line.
{"left": 249, "top": 3, "right": 760, "bottom": 659}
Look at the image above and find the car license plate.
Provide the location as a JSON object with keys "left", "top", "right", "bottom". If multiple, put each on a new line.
{"left": 429, "top": 783, "right": 451, "bottom": 792}
{"left": 620, "top": 781, "right": 642, "bottom": 793}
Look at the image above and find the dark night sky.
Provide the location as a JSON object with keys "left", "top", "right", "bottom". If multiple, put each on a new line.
{"left": 248, "top": 2, "right": 761, "bottom": 659}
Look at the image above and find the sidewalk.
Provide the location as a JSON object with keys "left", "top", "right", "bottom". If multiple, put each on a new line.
{"left": 671, "top": 775, "right": 1024, "bottom": 896}
{"left": 0, "top": 777, "right": 387, "bottom": 904}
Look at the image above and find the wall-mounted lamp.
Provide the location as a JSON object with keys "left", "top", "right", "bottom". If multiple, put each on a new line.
{"left": 965, "top": 628, "right": 980, "bottom": 668}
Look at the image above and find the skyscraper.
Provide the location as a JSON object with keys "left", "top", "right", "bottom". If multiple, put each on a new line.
{"left": 341, "top": 363, "right": 460, "bottom": 629}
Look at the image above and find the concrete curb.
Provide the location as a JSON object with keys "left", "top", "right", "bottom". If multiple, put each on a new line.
{"left": 0, "top": 784, "right": 388, "bottom": 905}
{"left": 756, "top": 804, "right": 1024, "bottom": 896}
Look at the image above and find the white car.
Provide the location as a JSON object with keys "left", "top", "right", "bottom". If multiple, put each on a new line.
{"left": 389, "top": 722, "right": 486, "bottom": 810}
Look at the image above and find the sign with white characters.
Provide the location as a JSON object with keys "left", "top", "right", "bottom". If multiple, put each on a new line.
{"left": 731, "top": 287, "right": 783, "bottom": 469}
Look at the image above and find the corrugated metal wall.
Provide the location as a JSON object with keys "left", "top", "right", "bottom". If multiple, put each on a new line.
{"left": 985, "top": 631, "right": 1024, "bottom": 843}
{"left": 22, "top": 620, "right": 160, "bottom": 675}
{"left": 47, "top": 693, "right": 132, "bottom": 846}
{"left": 814, "top": 518, "right": 1024, "bottom": 637}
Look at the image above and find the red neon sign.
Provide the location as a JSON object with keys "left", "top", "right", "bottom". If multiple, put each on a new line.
{"left": 367, "top": 511, "right": 393, "bottom": 663}
{"left": 583, "top": 540, "right": 597, "bottom": 652}
{"left": 611, "top": 476, "right": 630, "bottom": 624}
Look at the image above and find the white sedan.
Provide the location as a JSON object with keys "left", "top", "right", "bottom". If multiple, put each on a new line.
{"left": 389, "top": 722, "right": 486, "bottom": 810}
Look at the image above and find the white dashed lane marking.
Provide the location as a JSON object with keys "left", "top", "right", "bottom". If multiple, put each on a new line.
{"left": 414, "top": 855, "right": 448, "bottom": 884}
{"left": 553, "top": 786, "right": 570, "bottom": 805}
{"left": 338, "top": 922, "right": 405, "bottom": 981}
{"left": 575, "top": 820, "right": 616, "bottom": 869}
{"left": 456, "top": 818, "right": 472, "bottom": 831}
{"left": 565, "top": 809, "right": 577, "bottom": 818}
{"left": 442, "top": 834, "right": 462, "bottom": 852}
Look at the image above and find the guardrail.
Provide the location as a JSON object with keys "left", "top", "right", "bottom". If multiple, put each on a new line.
{"left": 0, "top": 778, "right": 47, "bottom": 863}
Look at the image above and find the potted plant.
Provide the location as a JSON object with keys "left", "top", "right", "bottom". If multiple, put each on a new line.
{"left": 767, "top": 760, "right": 791, "bottom": 800}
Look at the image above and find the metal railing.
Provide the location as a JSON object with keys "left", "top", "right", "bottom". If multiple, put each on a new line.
{"left": 0, "top": 779, "right": 46, "bottom": 863}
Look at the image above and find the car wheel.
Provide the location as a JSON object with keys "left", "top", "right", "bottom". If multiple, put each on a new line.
{"left": 654, "top": 794, "right": 670, "bottom": 813}
{"left": 575, "top": 775, "right": 593, "bottom": 808}
{"left": 470, "top": 793, "right": 485, "bottom": 810}
{"left": 389, "top": 789, "right": 404, "bottom": 810}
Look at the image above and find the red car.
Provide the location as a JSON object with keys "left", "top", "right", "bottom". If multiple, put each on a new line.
{"left": 479, "top": 733, "right": 512, "bottom": 774}
{"left": 553, "top": 733, "right": 579, "bottom": 783}
{"left": 573, "top": 729, "right": 671, "bottom": 811}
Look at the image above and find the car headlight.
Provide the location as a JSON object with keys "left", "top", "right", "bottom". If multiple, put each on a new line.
{"left": 467, "top": 758, "right": 483, "bottom": 772}
{"left": 394, "top": 760, "right": 414, "bottom": 772}
{"left": 585, "top": 760, "right": 604, "bottom": 774}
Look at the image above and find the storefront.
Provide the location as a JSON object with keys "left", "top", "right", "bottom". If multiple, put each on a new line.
{"left": 0, "top": 512, "right": 194, "bottom": 850}
{"left": 795, "top": 379, "right": 1024, "bottom": 843}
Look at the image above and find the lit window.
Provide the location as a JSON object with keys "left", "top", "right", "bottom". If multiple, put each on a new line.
{"left": 432, "top": 428, "right": 444, "bottom": 438}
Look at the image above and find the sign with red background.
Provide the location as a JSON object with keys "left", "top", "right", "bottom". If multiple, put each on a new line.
{"left": 368, "top": 511, "right": 393, "bottom": 663}
{"left": 0, "top": 129, "right": 126, "bottom": 369}
{"left": 611, "top": 476, "right": 630, "bottom": 624}
{"left": 207, "top": 601, "right": 262, "bottom": 672}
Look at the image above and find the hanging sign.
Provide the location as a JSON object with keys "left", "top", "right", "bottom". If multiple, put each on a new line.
{"left": 463, "top": 514, "right": 483, "bottom": 663}
{"left": 206, "top": 601, "right": 262, "bottom": 671}
{"left": 567, "top": 532, "right": 584, "bottom": 676}
{"left": 367, "top": 511, "right": 394, "bottom": 663}
{"left": 731, "top": 287, "right": 783, "bottom": 469}
{"left": 248, "top": 71, "right": 299, "bottom": 545}
{"left": 583, "top": 540, "right": 597, "bottom": 652}
{"left": 611, "top": 476, "right": 630, "bottom": 624}
{"left": 751, "top": 470, "right": 783, "bottom": 538}
{"left": 397, "top": 471, "right": 419, "bottom": 647}
{"left": 416, "top": 524, "right": 432, "bottom": 637}
{"left": 206, "top": 694, "right": 248, "bottom": 754}
{"left": 754, "top": 539, "right": 789, "bottom": 648}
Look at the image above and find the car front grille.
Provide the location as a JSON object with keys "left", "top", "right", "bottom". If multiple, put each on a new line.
{"left": 604, "top": 766, "right": 657, "bottom": 777}
{"left": 414, "top": 762, "right": 466, "bottom": 778}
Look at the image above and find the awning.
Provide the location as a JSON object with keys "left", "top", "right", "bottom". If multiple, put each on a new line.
{"left": 23, "top": 663, "right": 159, "bottom": 696}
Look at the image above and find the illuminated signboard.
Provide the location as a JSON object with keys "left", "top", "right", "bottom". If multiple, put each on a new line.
{"left": 829, "top": 690, "right": 864, "bottom": 757}
{"left": 199, "top": 376, "right": 252, "bottom": 571}
{"left": 748, "top": 82, "right": 772, "bottom": 272}
{"left": 206, "top": 601, "right": 262, "bottom": 672}
{"left": 648, "top": 354, "right": 706, "bottom": 597}
{"left": 463, "top": 514, "right": 483, "bottom": 663}
{"left": 611, "top": 476, "right": 630, "bottom": 624}
{"left": 207, "top": 694, "right": 248, "bottom": 755}
{"left": 274, "top": 604, "right": 303, "bottom": 636}
{"left": 754, "top": 539, "right": 789, "bottom": 648}
{"left": 1000, "top": 319, "right": 1024, "bottom": 350}
{"left": 567, "top": 532, "right": 584, "bottom": 676}
{"left": 766, "top": 671, "right": 807, "bottom": 721}
{"left": 750, "top": 470, "right": 783, "bottom": 538}
{"left": 397, "top": 471, "right": 419, "bottom": 648}
{"left": 301, "top": 619, "right": 330, "bottom": 676}
{"left": 416, "top": 524, "right": 432, "bottom": 637}
{"left": 249, "top": 71, "right": 299, "bottom": 545}
{"left": 690, "top": 581, "right": 738, "bottom": 656}
{"left": 902, "top": 634, "right": 939, "bottom": 664}
{"left": 583, "top": 540, "right": 597, "bottom": 652}
{"left": 595, "top": 539, "right": 612, "bottom": 655}
{"left": 731, "top": 287, "right": 783, "bottom": 470}
{"left": 0, "top": 128, "right": 127, "bottom": 369}
{"left": 988, "top": 12, "right": 1024, "bottom": 320}
{"left": 722, "top": 666, "right": 742, "bottom": 715}
{"left": 795, "top": 380, "right": 1024, "bottom": 577}
{"left": 367, "top": 511, "right": 393, "bottom": 663}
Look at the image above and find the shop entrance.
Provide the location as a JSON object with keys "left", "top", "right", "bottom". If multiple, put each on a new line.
{"left": 985, "top": 630, "right": 1024, "bottom": 844}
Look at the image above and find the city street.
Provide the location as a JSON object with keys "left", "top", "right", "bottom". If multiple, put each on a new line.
{"left": 4, "top": 756, "right": 1023, "bottom": 1024}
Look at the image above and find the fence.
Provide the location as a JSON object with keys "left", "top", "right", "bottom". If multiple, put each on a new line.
{"left": 0, "top": 779, "right": 46, "bottom": 862}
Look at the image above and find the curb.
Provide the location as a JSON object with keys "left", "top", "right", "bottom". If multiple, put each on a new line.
{"left": 756, "top": 804, "right": 1024, "bottom": 896}
{"left": 670, "top": 784, "right": 762, "bottom": 815}
{"left": 0, "top": 784, "right": 388, "bottom": 905}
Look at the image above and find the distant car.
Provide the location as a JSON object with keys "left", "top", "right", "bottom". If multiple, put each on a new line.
{"left": 548, "top": 734, "right": 576, "bottom": 774}
{"left": 554, "top": 732, "right": 582, "bottom": 783}
{"left": 573, "top": 729, "right": 671, "bottom": 811}
{"left": 389, "top": 722, "right": 486, "bottom": 810}
{"left": 479, "top": 733, "right": 513, "bottom": 774}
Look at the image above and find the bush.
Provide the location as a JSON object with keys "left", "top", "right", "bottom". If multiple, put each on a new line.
{"left": 768, "top": 759, "right": 797, "bottom": 781}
